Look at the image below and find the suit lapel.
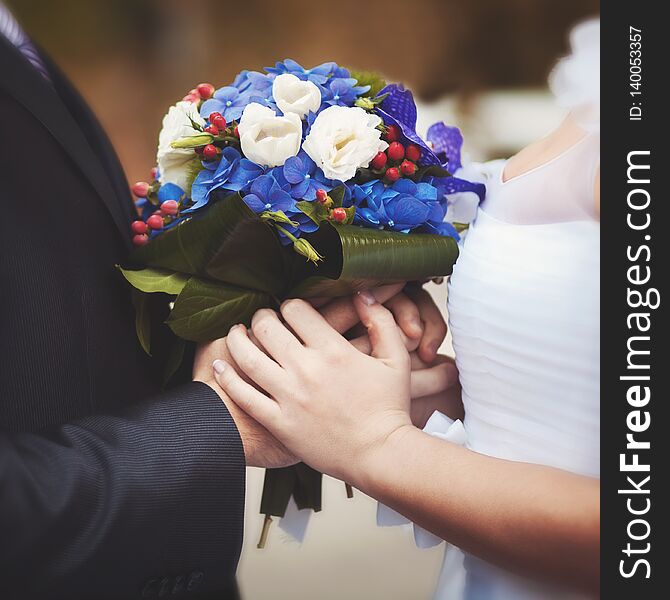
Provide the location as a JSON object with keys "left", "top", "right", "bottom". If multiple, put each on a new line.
{"left": 0, "top": 37, "right": 133, "bottom": 251}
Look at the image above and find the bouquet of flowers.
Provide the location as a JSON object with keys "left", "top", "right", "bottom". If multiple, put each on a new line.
{"left": 120, "top": 59, "right": 485, "bottom": 545}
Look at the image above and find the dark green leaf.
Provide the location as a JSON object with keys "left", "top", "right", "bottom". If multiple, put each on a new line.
{"left": 414, "top": 164, "right": 452, "bottom": 180}
{"left": 328, "top": 185, "right": 346, "bottom": 208}
{"left": 260, "top": 464, "right": 322, "bottom": 517}
{"left": 166, "top": 277, "right": 271, "bottom": 342}
{"left": 288, "top": 223, "right": 459, "bottom": 297}
{"left": 130, "top": 192, "right": 264, "bottom": 277}
{"left": 131, "top": 289, "right": 151, "bottom": 355}
{"left": 118, "top": 266, "right": 190, "bottom": 296}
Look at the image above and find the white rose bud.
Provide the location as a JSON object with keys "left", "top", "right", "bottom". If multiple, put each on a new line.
{"left": 272, "top": 73, "right": 322, "bottom": 119}
{"left": 237, "top": 103, "right": 302, "bottom": 168}
{"left": 156, "top": 101, "right": 206, "bottom": 190}
{"left": 302, "top": 106, "right": 388, "bottom": 181}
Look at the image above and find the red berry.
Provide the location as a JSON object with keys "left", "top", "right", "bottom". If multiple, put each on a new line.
{"left": 131, "top": 181, "right": 150, "bottom": 197}
{"left": 405, "top": 144, "right": 421, "bottom": 162}
{"left": 182, "top": 93, "right": 199, "bottom": 103}
{"left": 197, "top": 83, "right": 215, "bottom": 99}
{"left": 160, "top": 200, "right": 179, "bottom": 216}
{"left": 387, "top": 141, "right": 405, "bottom": 162}
{"left": 233, "top": 125, "right": 239, "bottom": 138}
{"left": 131, "top": 220, "right": 148, "bottom": 235}
{"left": 370, "top": 151, "right": 387, "bottom": 171}
{"left": 204, "top": 125, "right": 219, "bottom": 136}
{"left": 315, "top": 189, "right": 328, "bottom": 203}
{"left": 202, "top": 144, "right": 218, "bottom": 161}
{"left": 147, "top": 214, "right": 164, "bottom": 230}
{"left": 209, "top": 113, "right": 227, "bottom": 130}
{"left": 385, "top": 124, "right": 401, "bottom": 142}
{"left": 150, "top": 167, "right": 158, "bottom": 180}
{"left": 400, "top": 159, "right": 417, "bottom": 176}
{"left": 331, "top": 207, "right": 347, "bottom": 223}
{"left": 133, "top": 234, "right": 149, "bottom": 247}
{"left": 385, "top": 167, "right": 400, "bottom": 182}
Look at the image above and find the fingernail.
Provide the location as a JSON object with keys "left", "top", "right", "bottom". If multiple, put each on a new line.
{"left": 213, "top": 359, "right": 226, "bottom": 375}
{"left": 358, "top": 290, "right": 377, "bottom": 306}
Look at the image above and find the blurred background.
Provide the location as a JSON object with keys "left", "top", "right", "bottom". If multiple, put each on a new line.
{"left": 7, "top": 1, "right": 598, "bottom": 598}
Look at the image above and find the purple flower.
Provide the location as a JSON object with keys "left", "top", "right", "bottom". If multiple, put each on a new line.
{"left": 282, "top": 152, "right": 335, "bottom": 200}
{"left": 200, "top": 86, "right": 249, "bottom": 122}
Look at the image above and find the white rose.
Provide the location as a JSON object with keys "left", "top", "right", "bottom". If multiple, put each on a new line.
{"left": 237, "top": 103, "right": 302, "bottom": 167}
{"left": 272, "top": 73, "right": 321, "bottom": 119}
{"left": 302, "top": 106, "right": 388, "bottom": 181}
{"left": 156, "top": 101, "right": 206, "bottom": 190}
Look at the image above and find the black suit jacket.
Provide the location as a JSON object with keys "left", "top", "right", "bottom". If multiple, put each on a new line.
{"left": 0, "top": 36, "right": 245, "bottom": 599}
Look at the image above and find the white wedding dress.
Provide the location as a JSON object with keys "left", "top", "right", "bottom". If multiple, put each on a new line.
{"left": 435, "top": 19, "right": 601, "bottom": 600}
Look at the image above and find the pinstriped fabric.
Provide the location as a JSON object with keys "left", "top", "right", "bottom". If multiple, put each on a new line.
{"left": 0, "top": 2, "right": 51, "bottom": 82}
{"left": 1, "top": 39, "right": 245, "bottom": 598}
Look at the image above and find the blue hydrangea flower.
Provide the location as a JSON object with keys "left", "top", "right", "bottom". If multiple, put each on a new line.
{"left": 243, "top": 174, "right": 295, "bottom": 214}
{"left": 266, "top": 59, "right": 339, "bottom": 86}
{"left": 157, "top": 182, "right": 184, "bottom": 203}
{"left": 200, "top": 86, "right": 249, "bottom": 122}
{"left": 322, "top": 78, "right": 370, "bottom": 107}
{"left": 277, "top": 211, "right": 320, "bottom": 245}
{"left": 282, "top": 152, "right": 335, "bottom": 200}
{"left": 188, "top": 147, "right": 266, "bottom": 212}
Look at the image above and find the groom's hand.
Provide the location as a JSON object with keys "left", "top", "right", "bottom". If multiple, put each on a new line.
{"left": 194, "top": 339, "right": 296, "bottom": 468}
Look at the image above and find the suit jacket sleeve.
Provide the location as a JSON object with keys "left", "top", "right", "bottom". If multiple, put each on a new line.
{"left": 0, "top": 381, "right": 246, "bottom": 600}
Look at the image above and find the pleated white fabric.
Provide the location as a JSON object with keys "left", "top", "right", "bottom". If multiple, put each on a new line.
{"left": 435, "top": 203, "right": 600, "bottom": 599}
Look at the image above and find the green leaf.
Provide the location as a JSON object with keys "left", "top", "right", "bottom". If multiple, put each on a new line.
{"left": 260, "top": 464, "right": 322, "bottom": 517}
{"left": 118, "top": 266, "right": 190, "bottom": 296}
{"left": 296, "top": 200, "right": 329, "bottom": 225}
{"left": 414, "top": 164, "right": 452, "bottom": 179}
{"left": 349, "top": 69, "right": 387, "bottom": 98}
{"left": 328, "top": 185, "right": 346, "bottom": 208}
{"left": 130, "top": 192, "right": 259, "bottom": 277}
{"left": 131, "top": 289, "right": 152, "bottom": 355}
{"left": 166, "top": 277, "right": 271, "bottom": 342}
{"left": 288, "top": 224, "right": 459, "bottom": 297}
{"left": 453, "top": 222, "right": 469, "bottom": 233}
{"left": 170, "top": 133, "right": 213, "bottom": 149}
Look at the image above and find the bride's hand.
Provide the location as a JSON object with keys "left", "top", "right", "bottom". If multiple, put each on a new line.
{"left": 314, "top": 283, "right": 448, "bottom": 362}
{"left": 405, "top": 352, "right": 463, "bottom": 428}
{"left": 212, "top": 292, "right": 414, "bottom": 485}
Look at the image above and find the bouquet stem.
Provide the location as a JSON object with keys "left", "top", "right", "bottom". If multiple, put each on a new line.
{"left": 345, "top": 483, "right": 354, "bottom": 498}
{"left": 257, "top": 514, "right": 273, "bottom": 549}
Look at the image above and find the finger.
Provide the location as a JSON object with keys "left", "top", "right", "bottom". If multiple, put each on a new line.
{"left": 225, "top": 324, "right": 290, "bottom": 394}
{"left": 317, "top": 283, "right": 405, "bottom": 334}
{"left": 406, "top": 287, "right": 448, "bottom": 363}
{"left": 250, "top": 308, "right": 304, "bottom": 367}
{"left": 410, "top": 351, "right": 451, "bottom": 370}
{"left": 354, "top": 291, "right": 409, "bottom": 367}
{"left": 349, "top": 326, "right": 416, "bottom": 356}
{"left": 410, "top": 361, "right": 459, "bottom": 398}
{"left": 280, "top": 299, "right": 349, "bottom": 350}
{"left": 212, "top": 359, "right": 281, "bottom": 428}
{"left": 385, "top": 293, "right": 423, "bottom": 341}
